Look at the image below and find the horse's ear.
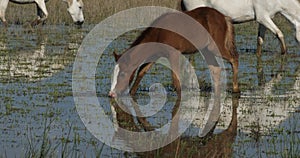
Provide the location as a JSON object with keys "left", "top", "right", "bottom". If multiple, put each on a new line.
{"left": 113, "top": 51, "right": 121, "bottom": 62}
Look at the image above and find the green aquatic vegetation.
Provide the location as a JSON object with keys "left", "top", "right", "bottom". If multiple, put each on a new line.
{"left": 5, "top": 103, "right": 12, "bottom": 115}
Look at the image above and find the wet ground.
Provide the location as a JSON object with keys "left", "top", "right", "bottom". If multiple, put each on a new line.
{"left": 0, "top": 24, "right": 299, "bottom": 157}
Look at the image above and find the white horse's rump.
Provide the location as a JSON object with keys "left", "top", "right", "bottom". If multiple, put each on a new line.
{"left": 0, "top": 0, "right": 84, "bottom": 26}
{"left": 181, "top": 0, "right": 300, "bottom": 55}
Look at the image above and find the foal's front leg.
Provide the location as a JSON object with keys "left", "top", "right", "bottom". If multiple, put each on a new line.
{"left": 129, "top": 62, "right": 156, "bottom": 131}
{"left": 169, "top": 52, "right": 181, "bottom": 97}
{"left": 208, "top": 65, "right": 221, "bottom": 95}
{"left": 231, "top": 59, "right": 240, "bottom": 93}
{"left": 130, "top": 62, "right": 154, "bottom": 95}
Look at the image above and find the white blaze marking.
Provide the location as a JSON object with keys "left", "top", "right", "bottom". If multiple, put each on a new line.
{"left": 111, "top": 105, "right": 119, "bottom": 131}
{"left": 111, "top": 64, "right": 119, "bottom": 92}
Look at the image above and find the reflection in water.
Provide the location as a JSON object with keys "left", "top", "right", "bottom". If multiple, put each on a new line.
{"left": 0, "top": 25, "right": 91, "bottom": 157}
{"left": 293, "top": 66, "right": 300, "bottom": 91}
{"left": 256, "top": 55, "right": 286, "bottom": 95}
{"left": 0, "top": 25, "right": 298, "bottom": 157}
{"left": 0, "top": 25, "right": 84, "bottom": 82}
{"left": 107, "top": 50, "right": 300, "bottom": 156}
{"left": 111, "top": 94, "right": 239, "bottom": 157}
{"left": 238, "top": 55, "right": 299, "bottom": 134}
{"left": 256, "top": 55, "right": 266, "bottom": 86}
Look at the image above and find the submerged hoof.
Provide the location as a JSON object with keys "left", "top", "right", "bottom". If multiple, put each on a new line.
{"left": 2, "top": 21, "right": 8, "bottom": 27}
{"left": 231, "top": 88, "right": 241, "bottom": 98}
{"left": 281, "top": 49, "right": 287, "bottom": 55}
{"left": 233, "top": 88, "right": 240, "bottom": 93}
{"left": 232, "top": 91, "right": 241, "bottom": 98}
{"left": 228, "top": 86, "right": 240, "bottom": 93}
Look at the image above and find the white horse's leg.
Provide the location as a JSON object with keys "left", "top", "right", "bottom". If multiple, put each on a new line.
{"left": 0, "top": 0, "right": 9, "bottom": 26}
{"left": 256, "top": 24, "right": 266, "bottom": 57}
{"left": 37, "top": 5, "right": 44, "bottom": 19}
{"left": 31, "top": 0, "right": 48, "bottom": 26}
{"left": 35, "top": 0, "right": 48, "bottom": 21}
{"left": 257, "top": 17, "right": 287, "bottom": 54}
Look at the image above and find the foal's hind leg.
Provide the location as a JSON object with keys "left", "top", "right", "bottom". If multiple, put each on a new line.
{"left": 231, "top": 59, "right": 240, "bottom": 93}
{"left": 130, "top": 62, "right": 154, "bottom": 95}
{"left": 201, "top": 48, "right": 222, "bottom": 95}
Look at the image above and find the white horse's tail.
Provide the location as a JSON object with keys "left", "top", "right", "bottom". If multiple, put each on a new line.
{"left": 177, "top": 0, "right": 187, "bottom": 11}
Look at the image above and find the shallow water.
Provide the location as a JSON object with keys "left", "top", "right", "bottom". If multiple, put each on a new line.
{"left": 0, "top": 24, "right": 299, "bottom": 157}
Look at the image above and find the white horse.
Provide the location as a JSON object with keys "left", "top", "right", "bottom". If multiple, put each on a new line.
{"left": 180, "top": 0, "right": 300, "bottom": 56}
{"left": 0, "top": 0, "right": 84, "bottom": 26}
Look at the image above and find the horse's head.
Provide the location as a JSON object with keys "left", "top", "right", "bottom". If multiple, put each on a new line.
{"left": 64, "top": 0, "right": 85, "bottom": 25}
{"left": 109, "top": 52, "right": 136, "bottom": 98}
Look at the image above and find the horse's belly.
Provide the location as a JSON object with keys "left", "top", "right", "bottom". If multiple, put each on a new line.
{"left": 9, "top": 0, "right": 36, "bottom": 4}
{"left": 183, "top": 0, "right": 256, "bottom": 22}
{"left": 231, "top": 14, "right": 255, "bottom": 23}
{"left": 212, "top": 1, "right": 255, "bottom": 22}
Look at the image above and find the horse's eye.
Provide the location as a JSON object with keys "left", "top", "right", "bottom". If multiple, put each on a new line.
{"left": 79, "top": 6, "right": 82, "bottom": 10}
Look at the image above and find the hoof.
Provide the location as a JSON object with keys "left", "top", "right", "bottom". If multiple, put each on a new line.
{"left": 231, "top": 88, "right": 241, "bottom": 98}
{"left": 108, "top": 91, "right": 117, "bottom": 98}
{"left": 281, "top": 50, "right": 287, "bottom": 55}
{"left": 281, "top": 46, "right": 287, "bottom": 55}
{"left": 3, "top": 22, "right": 8, "bottom": 27}
{"left": 232, "top": 91, "right": 241, "bottom": 98}
{"left": 232, "top": 89, "right": 240, "bottom": 93}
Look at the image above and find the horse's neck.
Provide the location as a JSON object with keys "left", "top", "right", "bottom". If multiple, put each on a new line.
{"left": 128, "top": 42, "right": 165, "bottom": 67}
{"left": 126, "top": 45, "right": 152, "bottom": 68}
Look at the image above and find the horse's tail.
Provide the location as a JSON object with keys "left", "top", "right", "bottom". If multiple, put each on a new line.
{"left": 224, "top": 16, "right": 238, "bottom": 58}
{"left": 177, "top": 0, "right": 187, "bottom": 11}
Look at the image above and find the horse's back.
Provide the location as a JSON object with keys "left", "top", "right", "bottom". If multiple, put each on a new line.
{"left": 186, "top": 7, "right": 227, "bottom": 33}
{"left": 133, "top": 7, "right": 235, "bottom": 57}
{"left": 133, "top": 11, "right": 207, "bottom": 52}
{"left": 187, "top": 7, "right": 235, "bottom": 56}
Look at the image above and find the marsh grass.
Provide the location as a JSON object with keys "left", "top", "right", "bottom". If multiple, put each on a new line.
{"left": 4, "top": 0, "right": 293, "bottom": 31}
{"left": 22, "top": 110, "right": 104, "bottom": 158}
{"left": 4, "top": 0, "right": 296, "bottom": 58}
{"left": 4, "top": 0, "right": 178, "bottom": 25}
{"left": 4, "top": 0, "right": 295, "bottom": 58}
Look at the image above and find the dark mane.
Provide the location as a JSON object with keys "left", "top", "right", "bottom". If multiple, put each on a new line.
{"left": 130, "top": 27, "right": 154, "bottom": 47}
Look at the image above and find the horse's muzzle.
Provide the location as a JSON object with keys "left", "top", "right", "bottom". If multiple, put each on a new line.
{"left": 108, "top": 91, "right": 117, "bottom": 98}
{"left": 74, "top": 21, "right": 84, "bottom": 26}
